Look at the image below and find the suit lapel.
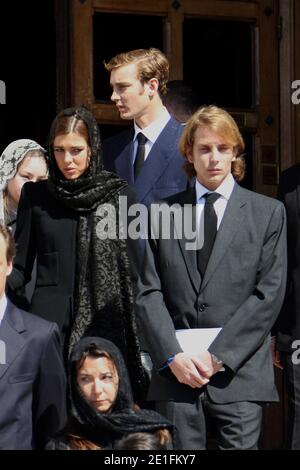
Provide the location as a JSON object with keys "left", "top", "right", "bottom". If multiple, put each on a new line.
{"left": 114, "top": 129, "right": 135, "bottom": 185}
{"left": 0, "top": 300, "right": 26, "bottom": 379}
{"left": 174, "top": 187, "right": 201, "bottom": 293}
{"left": 200, "top": 184, "right": 247, "bottom": 292}
{"left": 134, "top": 118, "right": 181, "bottom": 203}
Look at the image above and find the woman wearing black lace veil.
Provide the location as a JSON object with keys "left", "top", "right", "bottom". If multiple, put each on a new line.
{"left": 46, "top": 337, "right": 173, "bottom": 450}
{"left": 7, "top": 107, "right": 146, "bottom": 400}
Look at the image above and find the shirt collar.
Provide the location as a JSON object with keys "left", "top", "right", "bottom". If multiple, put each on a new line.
{"left": 133, "top": 107, "right": 171, "bottom": 144}
{"left": 0, "top": 295, "right": 8, "bottom": 325}
{"left": 195, "top": 173, "right": 235, "bottom": 203}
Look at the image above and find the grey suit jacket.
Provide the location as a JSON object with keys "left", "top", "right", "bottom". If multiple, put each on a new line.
{"left": 0, "top": 299, "right": 66, "bottom": 449}
{"left": 136, "top": 184, "right": 287, "bottom": 404}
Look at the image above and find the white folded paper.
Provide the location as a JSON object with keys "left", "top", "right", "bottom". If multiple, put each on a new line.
{"left": 176, "top": 328, "right": 222, "bottom": 356}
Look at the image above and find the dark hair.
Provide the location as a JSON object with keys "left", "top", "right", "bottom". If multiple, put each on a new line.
{"left": 76, "top": 343, "right": 117, "bottom": 373}
{"left": 66, "top": 432, "right": 102, "bottom": 450}
{"left": 164, "top": 80, "right": 199, "bottom": 123}
{"left": 114, "top": 431, "right": 168, "bottom": 450}
{"left": 49, "top": 113, "right": 90, "bottom": 148}
{"left": 0, "top": 223, "right": 16, "bottom": 262}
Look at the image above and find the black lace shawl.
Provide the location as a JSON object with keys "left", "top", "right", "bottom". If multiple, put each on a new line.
{"left": 53, "top": 337, "right": 172, "bottom": 449}
{"left": 47, "top": 106, "right": 146, "bottom": 400}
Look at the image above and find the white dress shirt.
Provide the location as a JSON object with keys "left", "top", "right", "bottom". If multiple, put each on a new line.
{"left": 133, "top": 107, "right": 171, "bottom": 163}
{"left": 196, "top": 173, "right": 235, "bottom": 227}
{"left": 0, "top": 295, "right": 8, "bottom": 327}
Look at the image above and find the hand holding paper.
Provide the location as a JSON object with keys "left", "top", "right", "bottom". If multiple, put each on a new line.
{"left": 169, "top": 352, "right": 210, "bottom": 388}
{"left": 175, "top": 328, "right": 225, "bottom": 373}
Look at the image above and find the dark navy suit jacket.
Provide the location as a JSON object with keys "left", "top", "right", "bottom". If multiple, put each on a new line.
{"left": 0, "top": 299, "right": 66, "bottom": 449}
{"left": 276, "top": 164, "right": 300, "bottom": 351}
{"left": 103, "top": 117, "right": 189, "bottom": 206}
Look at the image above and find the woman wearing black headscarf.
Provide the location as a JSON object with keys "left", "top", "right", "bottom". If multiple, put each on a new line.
{"left": 46, "top": 337, "right": 172, "bottom": 450}
{"left": 7, "top": 107, "right": 146, "bottom": 399}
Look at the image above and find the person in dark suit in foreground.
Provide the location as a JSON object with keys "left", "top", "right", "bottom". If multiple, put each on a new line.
{"left": 103, "top": 48, "right": 188, "bottom": 207}
{"left": 0, "top": 223, "right": 66, "bottom": 449}
{"left": 274, "top": 165, "right": 300, "bottom": 449}
{"left": 136, "top": 105, "right": 287, "bottom": 449}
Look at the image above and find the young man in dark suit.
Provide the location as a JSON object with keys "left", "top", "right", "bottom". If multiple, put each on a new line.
{"left": 136, "top": 106, "right": 287, "bottom": 449}
{"left": 0, "top": 224, "right": 66, "bottom": 449}
{"left": 275, "top": 165, "right": 300, "bottom": 448}
{"left": 103, "top": 48, "right": 188, "bottom": 206}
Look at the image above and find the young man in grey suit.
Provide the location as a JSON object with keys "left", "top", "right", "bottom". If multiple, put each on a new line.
{"left": 136, "top": 106, "right": 287, "bottom": 449}
{"left": 0, "top": 224, "right": 66, "bottom": 449}
{"left": 103, "top": 48, "right": 188, "bottom": 207}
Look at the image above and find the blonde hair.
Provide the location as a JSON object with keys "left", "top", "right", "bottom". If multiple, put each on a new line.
{"left": 104, "top": 48, "right": 169, "bottom": 96}
{"left": 3, "top": 149, "right": 47, "bottom": 220}
{"left": 179, "top": 105, "right": 246, "bottom": 182}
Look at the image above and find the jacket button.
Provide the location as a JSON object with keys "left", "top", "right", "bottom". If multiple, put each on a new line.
{"left": 199, "top": 303, "right": 207, "bottom": 312}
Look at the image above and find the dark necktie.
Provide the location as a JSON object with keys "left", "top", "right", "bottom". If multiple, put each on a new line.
{"left": 134, "top": 132, "right": 147, "bottom": 180}
{"left": 197, "top": 192, "right": 221, "bottom": 277}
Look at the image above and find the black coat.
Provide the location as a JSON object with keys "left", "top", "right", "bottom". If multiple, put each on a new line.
{"left": 8, "top": 180, "right": 77, "bottom": 331}
{"left": 7, "top": 180, "right": 140, "bottom": 333}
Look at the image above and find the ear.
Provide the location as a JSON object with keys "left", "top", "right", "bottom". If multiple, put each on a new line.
{"left": 6, "top": 260, "right": 13, "bottom": 277}
{"left": 186, "top": 147, "right": 194, "bottom": 164}
{"left": 146, "top": 78, "right": 159, "bottom": 95}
